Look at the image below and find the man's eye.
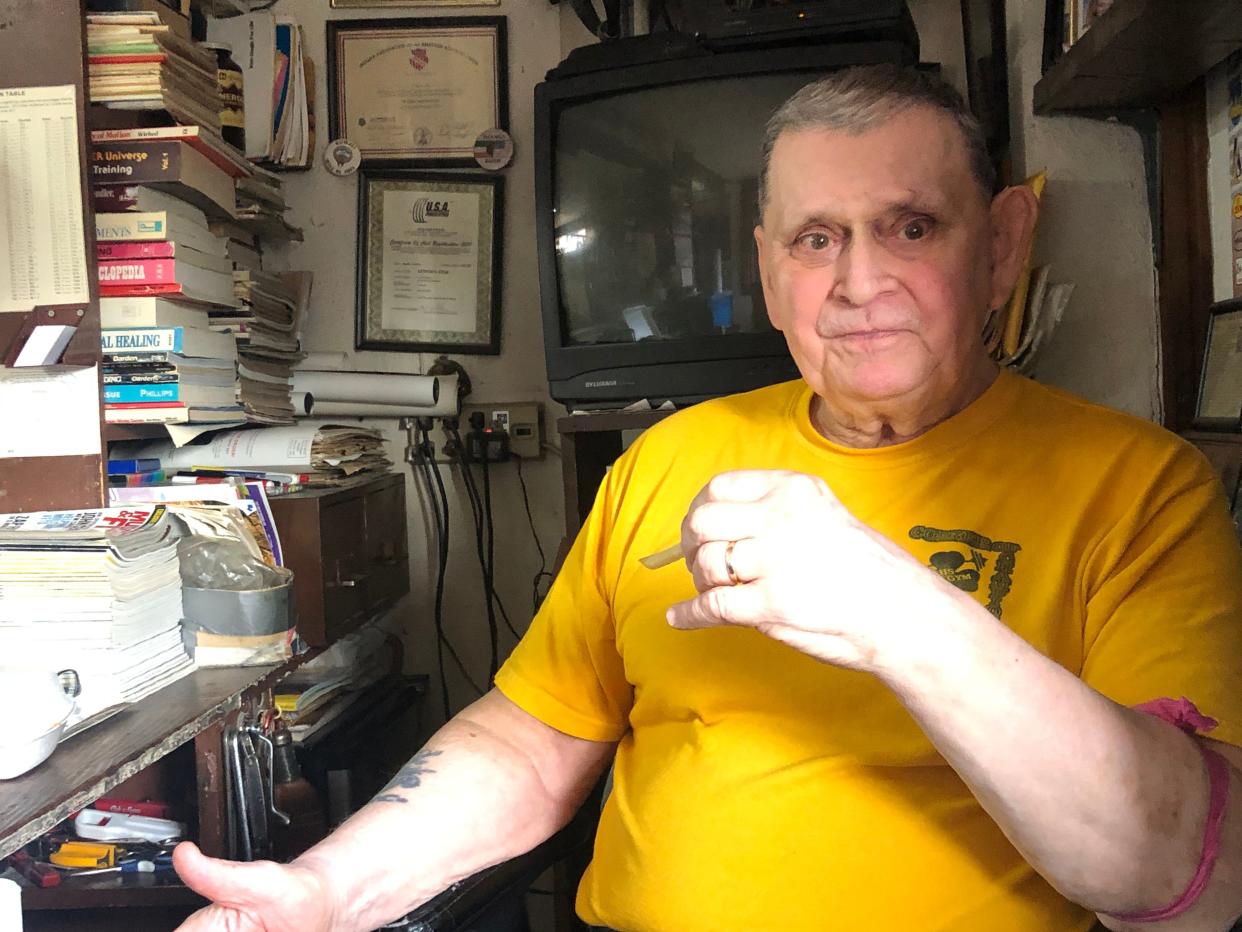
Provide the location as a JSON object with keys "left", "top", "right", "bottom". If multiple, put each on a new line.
{"left": 900, "top": 219, "right": 930, "bottom": 241}
{"left": 793, "top": 232, "right": 832, "bottom": 252}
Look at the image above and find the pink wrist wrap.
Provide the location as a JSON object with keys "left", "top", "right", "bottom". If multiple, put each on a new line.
{"left": 1106, "top": 697, "right": 1231, "bottom": 924}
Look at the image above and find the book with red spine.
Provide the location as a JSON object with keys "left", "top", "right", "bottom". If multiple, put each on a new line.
{"left": 89, "top": 53, "right": 166, "bottom": 64}
{"left": 99, "top": 269, "right": 238, "bottom": 308}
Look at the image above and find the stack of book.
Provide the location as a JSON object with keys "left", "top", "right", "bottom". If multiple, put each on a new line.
{"left": 0, "top": 505, "right": 195, "bottom": 727}
{"left": 86, "top": 11, "right": 222, "bottom": 135}
{"left": 95, "top": 189, "right": 244, "bottom": 426}
{"left": 108, "top": 455, "right": 166, "bottom": 488}
{"left": 92, "top": 132, "right": 242, "bottom": 221}
{"left": 101, "top": 320, "right": 241, "bottom": 426}
{"left": 212, "top": 271, "right": 310, "bottom": 425}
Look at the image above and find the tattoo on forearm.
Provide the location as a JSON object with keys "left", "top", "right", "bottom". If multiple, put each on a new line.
{"left": 373, "top": 750, "right": 443, "bottom": 804}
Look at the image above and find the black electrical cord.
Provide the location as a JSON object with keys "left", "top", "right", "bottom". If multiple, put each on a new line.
{"left": 480, "top": 451, "right": 500, "bottom": 681}
{"left": 515, "top": 455, "right": 554, "bottom": 613}
{"left": 413, "top": 442, "right": 451, "bottom": 719}
{"left": 448, "top": 426, "right": 501, "bottom": 683}
{"left": 449, "top": 427, "right": 523, "bottom": 643}
{"left": 415, "top": 425, "right": 485, "bottom": 710}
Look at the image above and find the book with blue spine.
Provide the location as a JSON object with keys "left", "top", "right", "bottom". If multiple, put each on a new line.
{"left": 106, "top": 458, "right": 161, "bottom": 476}
{"left": 100, "top": 326, "right": 237, "bottom": 360}
{"left": 104, "top": 381, "right": 238, "bottom": 405}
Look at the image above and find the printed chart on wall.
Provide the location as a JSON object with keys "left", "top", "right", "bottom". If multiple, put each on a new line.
{"left": 0, "top": 85, "right": 89, "bottom": 313}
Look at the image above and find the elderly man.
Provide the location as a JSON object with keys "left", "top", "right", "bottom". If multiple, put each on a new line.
{"left": 174, "top": 65, "right": 1242, "bottom": 931}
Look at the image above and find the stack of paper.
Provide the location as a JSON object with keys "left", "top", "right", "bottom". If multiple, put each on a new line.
{"left": 983, "top": 264, "right": 1076, "bottom": 374}
{"left": 210, "top": 271, "right": 311, "bottom": 425}
{"left": 118, "top": 423, "right": 393, "bottom": 487}
{"left": 0, "top": 506, "right": 194, "bottom": 727}
{"left": 233, "top": 166, "right": 303, "bottom": 242}
{"left": 87, "top": 12, "right": 223, "bottom": 137}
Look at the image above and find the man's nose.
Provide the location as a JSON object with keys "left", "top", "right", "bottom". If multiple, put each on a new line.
{"left": 831, "top": 234, "right": 895, "bottom": 307}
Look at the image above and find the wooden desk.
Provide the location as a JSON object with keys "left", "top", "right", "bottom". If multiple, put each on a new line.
{"left": 0, "top": 657, "right": 320, "bottom": 862}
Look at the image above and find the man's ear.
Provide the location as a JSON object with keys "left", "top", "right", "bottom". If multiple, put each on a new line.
{"left": 987, "top": 185, "right": 1040, "bottom": 312}
{"left": 754, "top": 224, "right": 783, "bottom": 332}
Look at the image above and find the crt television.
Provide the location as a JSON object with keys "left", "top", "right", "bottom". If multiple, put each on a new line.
{"left": 534, "top": 32, "right": 918, "bottom": 410}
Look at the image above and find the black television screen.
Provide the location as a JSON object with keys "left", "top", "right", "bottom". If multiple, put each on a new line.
{"left": 535, "top": 38, "right": 917, "bottom": 409}
{"left": 554, "top": 73, "right": 815, "bottom": 348}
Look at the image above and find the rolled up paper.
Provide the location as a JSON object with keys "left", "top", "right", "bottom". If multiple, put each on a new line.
{"left": 291, "top": 370, "right": 439, "bottom": 407}
{"left": 294, "top": 375, "right": 460, "bottom": 418}
{"left": 290, "top": 391, "right": 314, "bottom": 415}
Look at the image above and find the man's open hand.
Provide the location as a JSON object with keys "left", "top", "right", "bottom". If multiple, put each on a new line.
{"left": 669, "top": 470, "right": 973, "bottom": 672}
{"left": 173, "top": 841, "right": 338, "bottom": 932}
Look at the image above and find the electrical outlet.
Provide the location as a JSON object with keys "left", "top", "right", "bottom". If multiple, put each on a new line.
{"left": 460, "top": 402, "right": 543, "bottom": 459}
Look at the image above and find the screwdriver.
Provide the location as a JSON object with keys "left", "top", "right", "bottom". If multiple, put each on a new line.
{"left": 73, "top": 853, "right": 174, "bottom": 877}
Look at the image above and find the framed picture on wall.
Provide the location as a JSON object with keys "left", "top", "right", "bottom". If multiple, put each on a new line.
{"left": 326, "top": 17, "right": 508, "bottom": 165}
{"left": 1195, "top": 298, "right": 1242, "bottom": 430}
{"left": 355, "top": 170, "right": 503, "bottom": 355}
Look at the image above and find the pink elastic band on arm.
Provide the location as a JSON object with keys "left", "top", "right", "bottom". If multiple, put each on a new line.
{"left": 1105, "top": 697, "right": 1232, "bottom": 924}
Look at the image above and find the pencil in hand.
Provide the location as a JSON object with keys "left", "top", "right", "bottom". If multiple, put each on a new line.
{"left": 639, "top": 543, "right": 682, "bottom": 570}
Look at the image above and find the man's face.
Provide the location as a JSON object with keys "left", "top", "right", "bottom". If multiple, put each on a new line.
{"left": 755, "top": 106, "right": 1000, "bottom": 408}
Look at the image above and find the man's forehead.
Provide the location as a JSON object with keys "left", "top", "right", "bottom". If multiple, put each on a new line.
{"left": 765, "top": 109, "right": 975, "bottom": 215}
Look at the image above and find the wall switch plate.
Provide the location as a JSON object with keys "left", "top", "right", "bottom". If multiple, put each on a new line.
{"left": 460, "top": 402, "right": 543, "bottom": 459}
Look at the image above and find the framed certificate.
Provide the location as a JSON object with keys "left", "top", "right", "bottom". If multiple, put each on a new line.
{"left": 1195, "top": 298, "right": 1242, "bottom": 430}
{"left": 356, "top": 171, "right": 503, "bottom": 354}
{"left": 327, "top": 18, "right": 508, "bottom": 165}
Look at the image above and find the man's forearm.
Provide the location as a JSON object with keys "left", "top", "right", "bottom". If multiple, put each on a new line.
{"left": 876, "top": 592, "right": 1242, "bottom": 928}
{"left": 290, "top": 690, "right": 613, "bottom": 932}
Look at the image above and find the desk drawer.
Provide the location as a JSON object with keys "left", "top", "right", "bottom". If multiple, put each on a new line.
{"left": 270, "top": 473, "right": 410, "bottom": 646}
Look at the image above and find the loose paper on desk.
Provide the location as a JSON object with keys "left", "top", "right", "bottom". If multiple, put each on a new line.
{"left": 0, "top": 366, "right": 101, "bottom": 458}
{"left": 0, "top": 85, "right": 89, "bottom": 313}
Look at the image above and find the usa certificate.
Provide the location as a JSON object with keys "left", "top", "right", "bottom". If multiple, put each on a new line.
{"left": 329, "top": 18, "right": 508, "bottom": 164}
{"left": 357, "top": 172, "right": 502, "bottom": 355}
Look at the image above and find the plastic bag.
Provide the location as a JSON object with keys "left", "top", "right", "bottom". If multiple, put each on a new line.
{"left": 178, "top": 535, "right": 292, "bottom": 591}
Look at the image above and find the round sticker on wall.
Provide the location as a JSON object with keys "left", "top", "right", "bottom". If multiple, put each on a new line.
{"left": 473, "top": 128, "right": 513, "bottom": 171}
{"left": 323, "top": 138, "right": 361, "bottom": 176}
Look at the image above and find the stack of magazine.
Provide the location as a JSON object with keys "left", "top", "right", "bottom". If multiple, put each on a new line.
{"left": 0, "top": 506, "right": 194, "bottom": 728}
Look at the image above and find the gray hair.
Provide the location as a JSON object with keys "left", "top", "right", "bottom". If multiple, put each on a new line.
{"left": 758, "top": 64, "right": 996, "bottom": 214}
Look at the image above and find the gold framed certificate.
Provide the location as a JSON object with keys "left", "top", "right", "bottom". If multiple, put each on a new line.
{"left": 356, "top": 171, "right": 503, "bottom": 354}
{"left": 327, "top": 18, "right": 508, "bottom": 165}
{"left": 1195, "top": 298, "right": 1242, "bottom": 430}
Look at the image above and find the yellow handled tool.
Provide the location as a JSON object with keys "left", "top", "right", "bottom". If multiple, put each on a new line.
{"left": 49, "top": 841, "right": 115, "bottom": 869}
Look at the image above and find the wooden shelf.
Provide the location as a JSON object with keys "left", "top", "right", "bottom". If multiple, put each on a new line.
{"left": 21, "top": 877, "right": 205, "bottom": 911}
{"left": 1033, "top": 0, "right": 1242, "bottom": 115}
{"left": 0, "top": 658, "right": 320, "bottom": 862}
{"left": 557, "top": 409, "right": 674, "bottom": 435}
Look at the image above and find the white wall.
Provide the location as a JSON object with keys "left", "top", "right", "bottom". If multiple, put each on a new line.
{"left": 1003, "top": 0, "right": 1160, "bottom": 419}
{"left": 268, "top": 0, "right": 567, "bottom": 720}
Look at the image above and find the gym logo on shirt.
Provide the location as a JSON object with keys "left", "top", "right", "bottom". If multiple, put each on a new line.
{"left": 908, "top": 526, "right": 1021, "bottom": 618}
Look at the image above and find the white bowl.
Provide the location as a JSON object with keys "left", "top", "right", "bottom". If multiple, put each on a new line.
{"left": 0, "top": 721, "right": 68, "bottom": 780}
{"left": 0, "top": 668, "right": 77, "bottom": 779}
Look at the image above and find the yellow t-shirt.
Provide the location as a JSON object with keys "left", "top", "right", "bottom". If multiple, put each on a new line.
{"left": 494, "top": 371, "right": 1242, "bottom": 932}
